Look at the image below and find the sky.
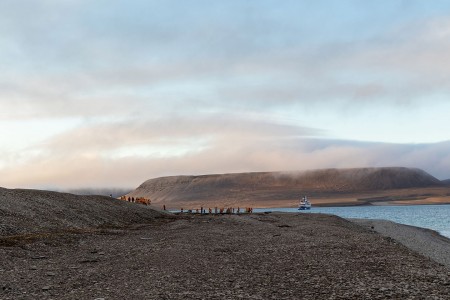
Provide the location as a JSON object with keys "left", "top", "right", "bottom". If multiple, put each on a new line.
{"left": 1, "top": 0, "right": 450, "bottom": 189}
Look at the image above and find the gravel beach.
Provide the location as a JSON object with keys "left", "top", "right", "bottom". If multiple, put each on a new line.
{"left": 1, "top": 212, "right": 449, "bottom": 299}
{"left": 349, "top": 219, "right": 450, "bottom": 269}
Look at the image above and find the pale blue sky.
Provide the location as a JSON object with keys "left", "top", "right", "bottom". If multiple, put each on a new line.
{"left": 1, "top": 0, "right": 450, "bottom": 188}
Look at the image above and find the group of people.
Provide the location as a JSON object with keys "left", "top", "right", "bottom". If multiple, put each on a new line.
{"left": 119, "top": 196, "right": 151, "bottom": 206}
{"left": 117, "top": 197, "right": 254, "bottom": 214}
{"left": 180, "top": 207, "right": 254, "bottom": 214}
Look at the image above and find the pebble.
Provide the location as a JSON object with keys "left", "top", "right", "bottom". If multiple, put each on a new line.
{"left": 31, "top": 256, "right": 48, "bottom": 260}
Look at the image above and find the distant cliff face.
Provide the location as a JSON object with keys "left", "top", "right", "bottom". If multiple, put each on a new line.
{"left": 127, "top": 167, "right": 443, "bottom": 205}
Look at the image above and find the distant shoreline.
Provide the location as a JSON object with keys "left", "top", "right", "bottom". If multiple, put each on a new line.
{"left": 158, "top": 191, "right": 450, "bottom": 210}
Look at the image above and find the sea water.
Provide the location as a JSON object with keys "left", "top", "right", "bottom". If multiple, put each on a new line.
{"left": 253, "top": 205, "right": 450, "bottom": 239}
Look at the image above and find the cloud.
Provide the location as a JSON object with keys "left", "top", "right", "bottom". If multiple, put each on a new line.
{"left": 0, "top": 114, "right": 323, "bottom": 186}
{"left": 7, "top": 140, "right": 450, "bottom": 188}
{"left": 2, "top": 114, "right": 450, "bottom": 189}
{"left": 2, "top": 4, "right": 450, "bottom": 122}
{"left": 1, "top": 1, "right": 450, "bottom": 188}
{"left": 332, "top": 16, "right": 450, "bottom": 101}
{"left": 28, "top": 115, "right": 322, "bottom": 156}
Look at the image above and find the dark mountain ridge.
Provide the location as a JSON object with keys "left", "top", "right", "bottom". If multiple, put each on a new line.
{"left": 442, "top": 179, "right": 450, "bottom": 186}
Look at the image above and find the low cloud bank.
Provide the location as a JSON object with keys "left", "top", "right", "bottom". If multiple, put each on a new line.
{"left": 2, "top": 130, "right": 449, "bottom": 189}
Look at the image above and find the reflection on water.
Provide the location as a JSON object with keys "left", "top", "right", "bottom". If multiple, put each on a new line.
{"left": 254, "top": 205, "right": 450, "bottom": 238}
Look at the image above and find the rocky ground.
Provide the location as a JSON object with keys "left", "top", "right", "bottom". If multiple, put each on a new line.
{"left": 0, "top": 187, "right": 164, "bottom": 236}
{"left": 1, "top": 212, "right": 449, "bottom": 300}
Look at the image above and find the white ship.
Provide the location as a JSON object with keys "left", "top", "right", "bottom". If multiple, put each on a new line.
{"left": 298, "top": 195, "right": 311, "bottom": 210}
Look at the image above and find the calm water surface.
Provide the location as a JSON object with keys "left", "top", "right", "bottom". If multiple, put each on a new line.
{"left": 254, "top": 205, "right": 450, "bottom": 239}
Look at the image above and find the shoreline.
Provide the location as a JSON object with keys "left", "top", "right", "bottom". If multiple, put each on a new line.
{"left": 349, "top": 218, "right": 450, "bottom": 269}
{"left": 254, "top": 201, "right": 450, "bottom": 208}
{"left": 162, "top": 199, "right": 450, "bottom": 212}
{"left": 154, "top": 186, "right": 450, "bottom": 209}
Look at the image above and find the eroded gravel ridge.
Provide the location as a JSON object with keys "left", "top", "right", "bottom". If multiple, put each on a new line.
{"left": 0, "top": 187, "right": 164, "bottom": 236}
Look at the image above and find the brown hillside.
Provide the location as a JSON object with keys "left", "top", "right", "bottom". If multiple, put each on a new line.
{"left": 127, "top": 167, "right": 444, "bottom": 208}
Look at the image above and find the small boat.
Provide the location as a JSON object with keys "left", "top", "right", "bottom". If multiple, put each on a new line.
{"left": 298, "top": 196, "right": 311, "bottom": 210}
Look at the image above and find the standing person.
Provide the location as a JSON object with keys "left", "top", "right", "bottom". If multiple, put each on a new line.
{"left": 163, "top": 205, "right": 166, "bottom": 211}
